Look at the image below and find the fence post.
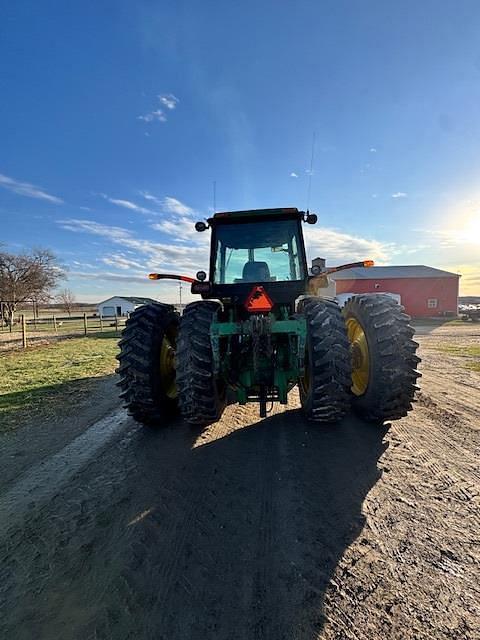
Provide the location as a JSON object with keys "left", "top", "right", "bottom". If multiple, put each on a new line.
{"left": 83, "top": 313, "right": 88, "bottom": 336}
{"left": 115, "top": 314, "right": 119, "bottom": 333}
{"left": 22, "top": 314, "right": 27, "bottom": 348}
{"left": 53, "top": 315, "right": 58, "bottom": 334}
{"left": 99, "top": 315, "right": 103, "bottom": 332}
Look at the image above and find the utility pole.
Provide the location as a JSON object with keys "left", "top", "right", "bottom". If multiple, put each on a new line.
{"left": 179, "top": 281, "right": 183, "bottom": 307}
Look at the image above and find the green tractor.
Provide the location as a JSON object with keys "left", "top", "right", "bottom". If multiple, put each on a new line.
{"left": 117, "top": 208, "right": 420, "bottom": 426}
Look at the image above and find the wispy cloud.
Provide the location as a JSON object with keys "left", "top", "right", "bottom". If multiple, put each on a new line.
{"left": 100, "top": 193, "right": 155, "bottom": 215}
{"left": 370, "top": 147, "right": 377, "bottom": 153}
{"left": 414, "top": 221, "right": 480, "bottom": 250}
{"left": 0, "top": 173, "right": 63, "bottom": 204}
{"left": 71, "top": 270, "right": 149, "bottom": 284}
{"left": 140, "top": 192, "right": 195, "bottom": 216}
{"left": 138, "top": 93, "right": 179, "bottom": 124}
{"left": 151, "top": 217, "right": 209, "bottom": 244}
{"left": 305, "top": 226, "right": 394, "bottom": 264}
{"left": 58, "top": 219, "right": 209, "bottom": 273}
{"left": 140, "top": 191, "right": 163, "bottom": 206}
{"left": 101, "top": 254, "right": 147, "bottom": 270}
{"left": 137, "top": 109, "right": 166, "bottom": 123}
{"left": 159, "top": 94, "right": 179, "bottom": 110}
{"left": 162, "top": 196, "right": 194, "bottom": 216}
{"left": 290, "top": 172, "right": 299, "bottom": 178}
{"left": 59, "top": 219, "right": 135, "bottom": 245}
{"left": 147, "top": 195, "right": 206, "bottom": 245}
{"left": 392, "top": 192, "right": 408, "bottom": 198}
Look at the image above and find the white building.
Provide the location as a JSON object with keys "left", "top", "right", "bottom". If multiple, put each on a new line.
{"left": 97, "top": 296, "right": 157, "bottom": 317}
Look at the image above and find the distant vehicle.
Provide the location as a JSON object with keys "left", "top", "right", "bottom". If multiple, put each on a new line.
{"left": 459, "top": 304, "right": 480, "bottom": 322}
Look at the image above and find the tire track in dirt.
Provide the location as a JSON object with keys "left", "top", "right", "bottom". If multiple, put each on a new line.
{"left": 320, "top": 396, "right": 480, "bottom": 640}
{"left": 0, "top": 408, "right": 128, "bottom": 537}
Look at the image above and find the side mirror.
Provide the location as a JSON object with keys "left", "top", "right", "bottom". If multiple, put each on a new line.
{"left": 306, "top": 213, "right": 317, "bottom": 224}
{"left": 195, "top": 221, "right": 208, "bottom": 232}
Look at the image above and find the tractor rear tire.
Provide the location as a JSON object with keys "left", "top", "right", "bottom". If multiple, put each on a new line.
{"left": 116, "top": 303, "right": 179, "bottom": 426}
{"left": 176, "top": 301, "right": 226, "bottom": 427}
{"left": 298, "top": 297, "right": 352, "bottom": 422}
{"left": 343, "top": 294, "right": 421, "bottom": 423}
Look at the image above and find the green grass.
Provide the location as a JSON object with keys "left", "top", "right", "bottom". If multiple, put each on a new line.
{"left": 436, "top": 344, "right": 480, "bottom": 372}
{"left": 0, "top": 334, "right": 119, "bottom": 432}
{"left": 437, "top": 344, "right": 480, "bottom": 357}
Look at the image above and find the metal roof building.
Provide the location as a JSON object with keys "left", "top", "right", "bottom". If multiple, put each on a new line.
{"left": 330, "top": 265, "right": 460, "bottom": 318}
{"left": 97, "top": 296, "right": 157, "bottom": 317}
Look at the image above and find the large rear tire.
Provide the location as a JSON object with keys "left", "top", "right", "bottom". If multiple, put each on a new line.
{"left": 343, "top": 294, "right": 421, "bottom": 423}
{"left": 176, "top": 301, "right": 226, "bottom": 427}
{"left": 116, "top": 303, "right": 179, "bottom": 426}
{"left": 298, "top": 297, "right": 352, "bottom": 422}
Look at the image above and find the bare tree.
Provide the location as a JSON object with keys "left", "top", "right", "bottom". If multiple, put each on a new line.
{"left": 0, "top": 248, "right": 65, "bottom": 326}
{"left": 57, "top": 288, "right": 76, "bottom": 316}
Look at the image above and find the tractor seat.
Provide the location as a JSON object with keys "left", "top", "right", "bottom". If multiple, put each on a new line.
{"left": 242, "top": 261, "right": 271, "bottom": 282}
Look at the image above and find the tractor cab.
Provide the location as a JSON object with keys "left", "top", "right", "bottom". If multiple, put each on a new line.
{"left": 194, "top": 208, "right": 314, "bottom": 309}
{"left": 210, "top": 208, "right": 307, "bottom": 284}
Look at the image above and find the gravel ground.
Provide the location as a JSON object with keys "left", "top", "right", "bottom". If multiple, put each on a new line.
{"left": 0, "top": 322, "right": 478, "bottom": 639}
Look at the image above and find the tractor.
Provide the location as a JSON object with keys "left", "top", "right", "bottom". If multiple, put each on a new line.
{"left": 117, "top": 208, "right": 420, "bottom": 426}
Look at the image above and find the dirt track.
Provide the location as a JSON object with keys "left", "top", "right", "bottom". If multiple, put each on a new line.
{"left": 0, "top": 323, "right": 479, "bottom": 639}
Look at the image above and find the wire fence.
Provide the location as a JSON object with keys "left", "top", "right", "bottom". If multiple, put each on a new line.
{"left": 0, "top": 313, "right": 127, "bottom": 352}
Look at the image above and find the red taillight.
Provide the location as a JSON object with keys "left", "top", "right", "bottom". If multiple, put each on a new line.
{"left": 244, "top": 286, "right": 274, "bottom": 313}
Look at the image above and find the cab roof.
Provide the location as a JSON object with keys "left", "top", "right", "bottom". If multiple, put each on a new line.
{"left": 209, "top": 207, "right": 303, "bottom": 224}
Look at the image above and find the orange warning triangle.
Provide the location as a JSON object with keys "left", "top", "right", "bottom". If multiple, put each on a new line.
{"left": 244, "top": 285, "right": 274, "bottom": 313}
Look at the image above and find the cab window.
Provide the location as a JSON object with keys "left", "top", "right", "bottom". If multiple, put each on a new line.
{"left": 213, "top": 219, "right": 305, "bottom": 284}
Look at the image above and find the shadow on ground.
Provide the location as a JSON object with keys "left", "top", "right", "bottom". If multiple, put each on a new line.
{"left": 155, "top": 410, "right": 388, "bottom": 640}
{"left": 411, "top": 319, "right": 458, "bottom": 335}
{"left": 0, "top": 375, "right": 113, "bottom": 431}
{"left": 0, "top": 405, "right": 391, "bottom": 640}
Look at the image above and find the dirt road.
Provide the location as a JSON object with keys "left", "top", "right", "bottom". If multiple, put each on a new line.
{"left": 0, "top": 324, "right": 478, "bottom": 639}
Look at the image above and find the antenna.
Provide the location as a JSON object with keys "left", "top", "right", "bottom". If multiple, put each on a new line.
{"left": 213, "top": 181, "right": 217, "bottom": 213}
{"left": 306, "top": 131, "right": 316, "bottom": 212}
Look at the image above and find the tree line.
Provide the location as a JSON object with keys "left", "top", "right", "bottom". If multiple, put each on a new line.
{"left": 0, "top": 247, "right": 77, "bottom": 325}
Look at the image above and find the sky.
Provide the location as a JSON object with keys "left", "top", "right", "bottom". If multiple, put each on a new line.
{"left": 1, "top": 0, "right": 480, "bottom": 302}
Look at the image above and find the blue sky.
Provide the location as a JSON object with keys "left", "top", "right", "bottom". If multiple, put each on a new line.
{"left": 1, "top": 0, "right": 480, "bottom": 301}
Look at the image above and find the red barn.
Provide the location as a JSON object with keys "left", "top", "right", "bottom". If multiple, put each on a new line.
{"left": 331, "top": 265, "right": 460, "bottom": 318}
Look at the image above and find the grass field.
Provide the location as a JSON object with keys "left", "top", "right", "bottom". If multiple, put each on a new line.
{"left": 0, "top": 333, "right": 119, "bottom": 432}
{"left": 436, "top": 343, "right": 480, "bottom": 371}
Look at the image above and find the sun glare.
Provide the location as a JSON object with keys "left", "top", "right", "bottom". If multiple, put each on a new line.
{"left": 435, "top": 193, "right": 480, "bottom": 245}
{"left": 446, "top": 213, "right": 480, "bottom": 245}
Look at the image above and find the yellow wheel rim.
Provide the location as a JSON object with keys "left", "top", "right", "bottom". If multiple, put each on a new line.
{"left": 346, "top": 317, "right": 369, "bottom": 396}
{"left": 159, "top": 333, "right": 177, "bottom": 399}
